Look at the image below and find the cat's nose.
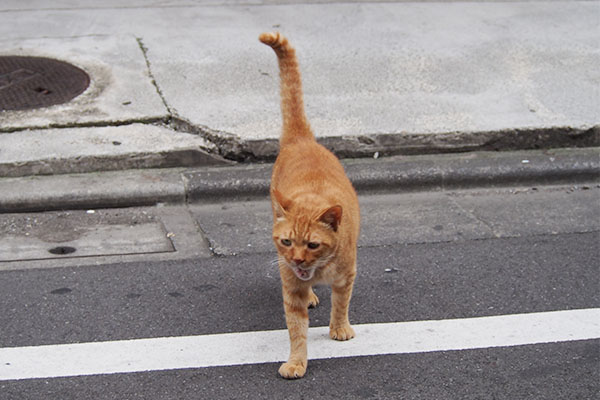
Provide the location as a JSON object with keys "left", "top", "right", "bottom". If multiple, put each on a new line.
{"left": 292, "top": 258, "right": 305, "bottom": 266}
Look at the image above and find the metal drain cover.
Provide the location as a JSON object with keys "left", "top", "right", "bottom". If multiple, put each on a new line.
{"left": 0, "top": 223, "right": 175, "bottom": 262}
{"left": 0, "top": 56, "right": 90, "bottom": 111}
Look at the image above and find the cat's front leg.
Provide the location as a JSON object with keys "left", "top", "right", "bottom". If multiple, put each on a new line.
{"left": 279, "top": 285, "right": 310, "bottom": 379}
{"left": 329, "top": 272, "right": 356, "bottom": 341}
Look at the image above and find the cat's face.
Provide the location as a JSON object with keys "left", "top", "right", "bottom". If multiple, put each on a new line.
{"left": 273, "top": 214, "right": 337, "bottom": 281}
{"left": 271, "top": 190, "right": 342, "bottom": 281}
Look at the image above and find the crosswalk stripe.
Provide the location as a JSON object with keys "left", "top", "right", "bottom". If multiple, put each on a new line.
{"left": 1, "top": 308, "right": 599, "bottom": 381}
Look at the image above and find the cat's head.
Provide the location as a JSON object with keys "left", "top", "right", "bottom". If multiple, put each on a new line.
{"left": 271, "top": 189, "right": 342, "bottom": 281}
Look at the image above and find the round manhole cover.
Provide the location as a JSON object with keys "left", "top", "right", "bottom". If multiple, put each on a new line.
{"left": 0, "top": 56, "right": 90, "bottom": 111}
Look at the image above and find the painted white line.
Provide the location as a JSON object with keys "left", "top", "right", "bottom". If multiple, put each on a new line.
{"left": 1, "top": 308, "right": 599, "bottom": 381}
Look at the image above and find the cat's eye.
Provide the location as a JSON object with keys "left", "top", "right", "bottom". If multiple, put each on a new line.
{"left": 280, "top": 238, "right": 292, "bottom": 247}
{"left": 307, "top": 242, "right": 320, "bottom": 250}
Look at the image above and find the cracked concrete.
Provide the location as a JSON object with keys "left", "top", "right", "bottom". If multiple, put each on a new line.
{"left": 0, "top": 123, "right": 229, "bottom": 177}
{"left": 135, "top": 37, "right": 174, "bottom": 116}
{"left": 0, "top": 35, "right": 168, "bottom": 131}
{"left": 0, "top": 1, "right": 599, "bottom": 175}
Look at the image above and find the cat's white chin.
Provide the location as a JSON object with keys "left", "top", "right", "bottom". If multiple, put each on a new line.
{"left": 291, "top": 265, "right": 316, "bottom": 281}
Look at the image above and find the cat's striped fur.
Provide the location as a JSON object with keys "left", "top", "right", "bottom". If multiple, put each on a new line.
{"left": 260, "top": 32, "right": 360, "bottom": 379}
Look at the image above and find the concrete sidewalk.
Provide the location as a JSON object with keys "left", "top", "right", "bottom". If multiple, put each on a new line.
{"left": 1, "top": 0, "right": 598, "bottom": 179}
{"left": 1, "top": 148, "right": 598, "bottom": 212}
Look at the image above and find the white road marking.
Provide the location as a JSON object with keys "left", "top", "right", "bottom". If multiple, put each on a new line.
{"left": 1, "top": 308, "right": 599, "bottom": 381}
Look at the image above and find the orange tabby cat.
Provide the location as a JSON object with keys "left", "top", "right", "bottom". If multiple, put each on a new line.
{"left": 259, "top": 32, "right": 360, "bottom": 379}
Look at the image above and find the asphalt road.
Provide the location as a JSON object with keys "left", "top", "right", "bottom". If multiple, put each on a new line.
{"left": 1, "top": 185, "right": 598, "bottom": 399}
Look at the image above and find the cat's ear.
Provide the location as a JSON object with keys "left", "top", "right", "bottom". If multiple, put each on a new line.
{"left": 318, "top": 205, "right": 342, "bottom": 232}
{"left": 272, "top": 189, "right": 292, "bottom": 219}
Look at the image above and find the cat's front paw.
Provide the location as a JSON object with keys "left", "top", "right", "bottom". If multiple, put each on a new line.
{"left": 329, "top": 324, "right": 355, "bottom": 341}
{"left": 279, "top": 361, "right": 307, "bottom": 379}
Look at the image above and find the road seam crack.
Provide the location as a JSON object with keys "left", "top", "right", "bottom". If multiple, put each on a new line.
{"left": 446, "top": 194, "right": 499, "bottom": 238}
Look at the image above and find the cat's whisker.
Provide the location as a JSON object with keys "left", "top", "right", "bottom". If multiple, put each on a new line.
{"left": 269, "top": 255, "right": 290, "bottom": 269}
{"left": 269, "top": 259, "right": 281, "bottom": 268}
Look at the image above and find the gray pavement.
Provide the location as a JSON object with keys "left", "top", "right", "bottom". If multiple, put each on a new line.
{"left": 1, "top": 186, "right": 598, "bottom": 398}
{"left": 1, "top": 0, "right": 599, "bottom": 183}
{"left": 2, "top": 3, "right": 599, "bottom": 395}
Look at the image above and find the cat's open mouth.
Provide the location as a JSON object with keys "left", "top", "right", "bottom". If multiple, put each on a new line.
{"left": 292, "top": 265, "right": 316, "bottom": 281}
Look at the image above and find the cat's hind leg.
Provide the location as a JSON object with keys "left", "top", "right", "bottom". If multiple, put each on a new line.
{"left": 308, "top": 286, "right": 319, "bottom": 308}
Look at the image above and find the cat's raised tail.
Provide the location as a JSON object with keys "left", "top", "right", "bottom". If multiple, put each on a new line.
{"left": 259, "top": 32, "right": 314, "bottom": 146}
